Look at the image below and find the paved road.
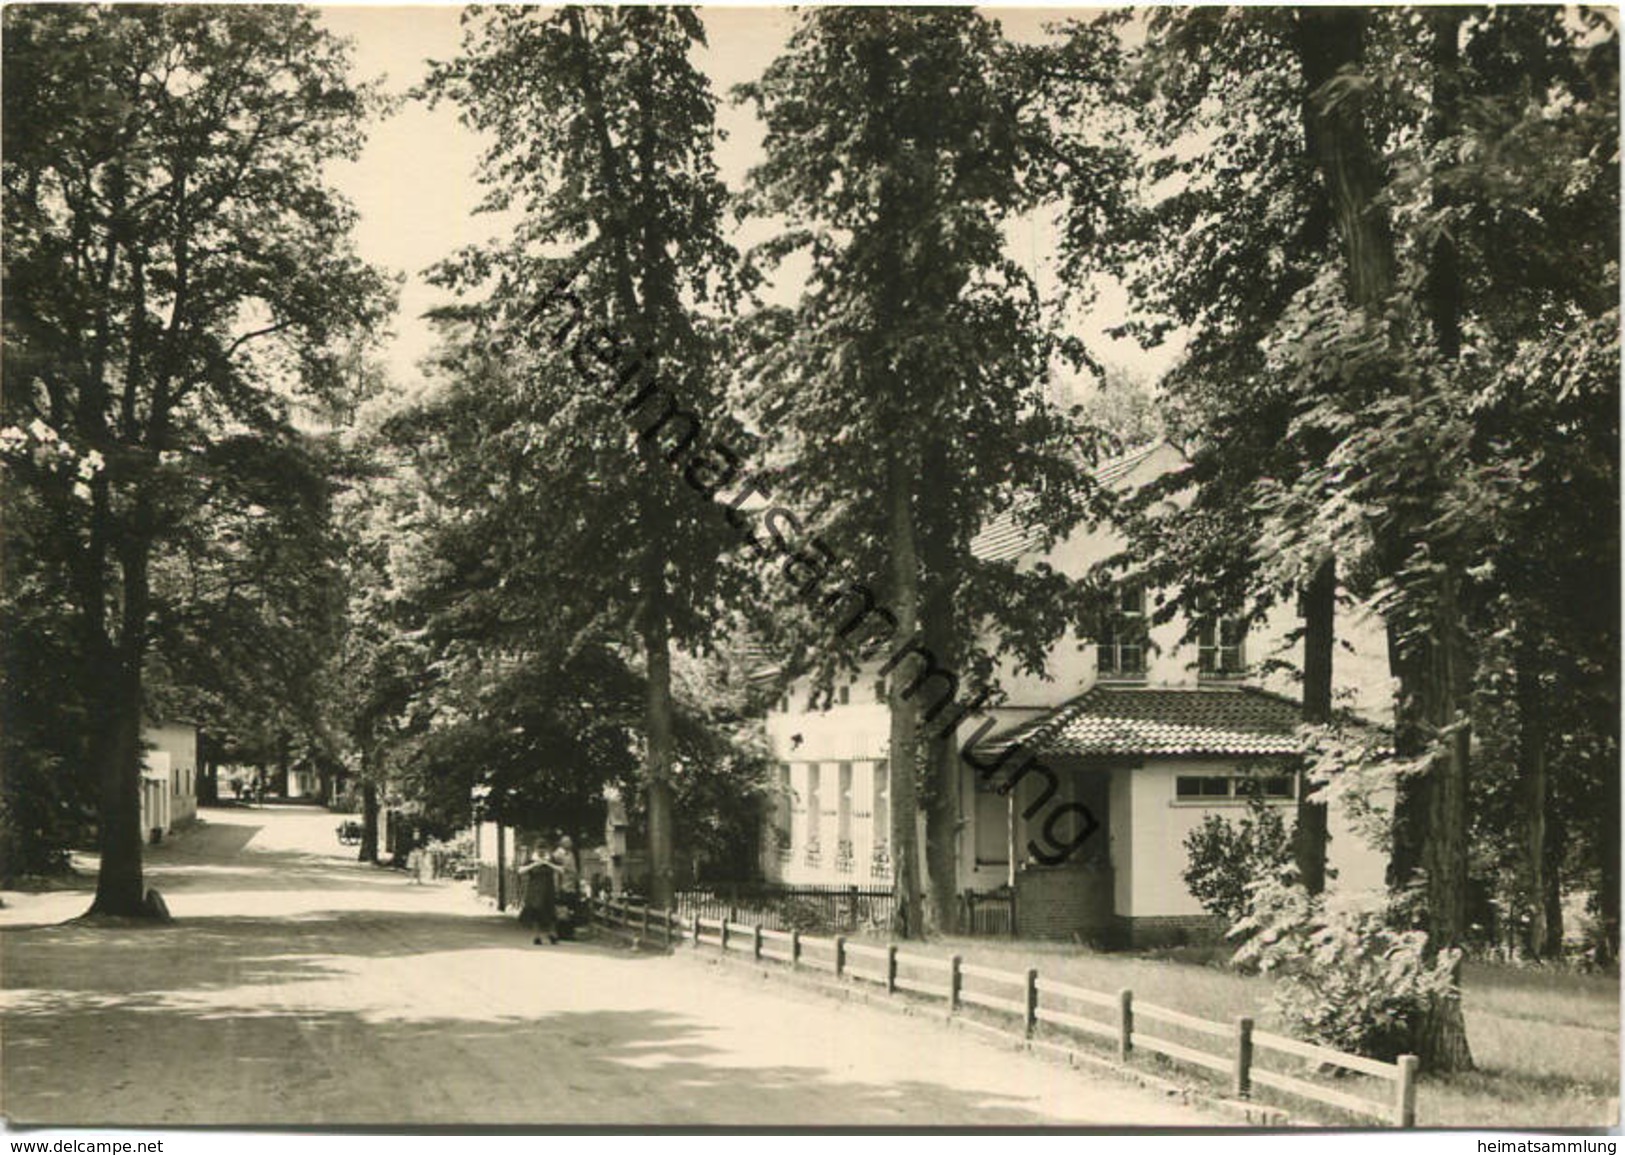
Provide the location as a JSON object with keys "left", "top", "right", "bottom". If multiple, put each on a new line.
{"left": 2, "top": 805, "right": 1221, "bottom": 1127}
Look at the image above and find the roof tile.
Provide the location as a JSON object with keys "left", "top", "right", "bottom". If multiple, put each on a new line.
{"left": 998, "top": 685, "right": 1304, "bottom": 758}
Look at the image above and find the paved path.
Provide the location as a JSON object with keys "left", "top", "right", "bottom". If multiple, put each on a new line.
{"left": 2, "top": 806, "right": 1221, "bottom": 1127}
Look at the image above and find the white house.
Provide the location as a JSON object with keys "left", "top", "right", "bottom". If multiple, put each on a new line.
{"left": 141, "top": 722, "right": 199, "bottom": 841}
{"left": 760, "top": 443, "right": 1393, "bottom": 946}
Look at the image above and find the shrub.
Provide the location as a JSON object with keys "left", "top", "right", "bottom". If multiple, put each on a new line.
{"left": 1180, "top": 788, "right": 1296, "bottom": 926}
{"left": 1233, "top": 880, "right": 1461, "bottom": 1061}
{"left": 777, "top": 896, "right": 833, "bottom": 933}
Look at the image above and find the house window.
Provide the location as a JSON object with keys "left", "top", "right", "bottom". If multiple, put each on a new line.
{"left": 1176, "top": 774, "right": 1295, "bottom": 802}
{"left": 1098, "top": 583, "right": 1148, "bottom": 678}
{"left": 870, "top": 759, "right": 891, "bottom": 879}
{"left": 1176, "top": 776, "right": 1232, "bottom": 800}
{"left": 805, "top": 763, "right": 823, "bottom": 866}
{"left": 974, "top": 784, "right": 1009, "bottom": 866}
{"left": 772, "top": 763, "right": 793, "bottom": 857}
{"left": 836, "top": 762, "right": 854, "bottom": 874}
{"left": 837, "top": 762, "right": 853, "bottom": 843}
{"left": 1198, "top": 618, "right": 1247, "bottom": 678}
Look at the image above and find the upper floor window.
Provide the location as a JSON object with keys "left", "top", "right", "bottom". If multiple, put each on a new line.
{"left": 1098, "top": 582, "right": 1148, "bottom": 678}
{"left": 1198, "top": 617, "right": 1247, "bottom": 679}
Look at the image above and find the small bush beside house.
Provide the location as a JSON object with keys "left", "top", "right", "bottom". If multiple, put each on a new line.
{"left": 1233, "top": 879, "right": 1462, "bottom": 1062}
{"left": 1181, "top": 786, "right": 1297, "bottom": 927}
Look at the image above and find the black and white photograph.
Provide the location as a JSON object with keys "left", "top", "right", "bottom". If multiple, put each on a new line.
{"left": 0, "top": 2, "right": 1618, "bottom": 1142}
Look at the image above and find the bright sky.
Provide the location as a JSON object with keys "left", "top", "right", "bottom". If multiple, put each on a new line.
{"left": 317, "top": 5, "right": 1181, "bottom": 400}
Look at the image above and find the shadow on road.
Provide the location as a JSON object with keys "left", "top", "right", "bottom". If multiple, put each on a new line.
{"left": 2, "top": 990, "right": 1082, "bottom": 1126}
{"left": 3, "top": 804, "right": 1181, "bottom": 1127}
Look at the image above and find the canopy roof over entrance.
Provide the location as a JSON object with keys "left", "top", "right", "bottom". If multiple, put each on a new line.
{"left": 995, "top": 685, "right": 1306, "bottom": 759}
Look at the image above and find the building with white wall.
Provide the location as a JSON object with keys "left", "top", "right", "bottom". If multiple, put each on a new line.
{"left": 141, "top": 722, "right": 199, "bottom": 841}
{"left": 760, "top": 443, "right": 1392, "bottom": 946}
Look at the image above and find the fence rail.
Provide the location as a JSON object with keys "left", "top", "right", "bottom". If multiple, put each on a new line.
{"left": 585, "top": 895, "right": 1420, "bottom": 1127}
{"left": 675, "top": 884, "right": 896, "bottom": 935}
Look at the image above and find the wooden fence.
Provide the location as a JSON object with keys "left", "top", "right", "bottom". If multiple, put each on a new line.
{"left": 587, "top": 895, "right": 1420, "bottom": 1128}
{"left": 959, "top": 889, "right": 1017, "bottom": 937}
{"left": 674, "top": 883, "right": 896, "bottom": 935}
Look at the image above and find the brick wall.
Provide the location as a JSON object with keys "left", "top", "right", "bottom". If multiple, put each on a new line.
{"left": 1014, "top": 864, "right": 1114, "bottom": 943}
{"left": 1118, "top": 913, "right": 1224, "bottom": 949}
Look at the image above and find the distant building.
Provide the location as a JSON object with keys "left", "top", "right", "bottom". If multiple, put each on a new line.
{"left": 141, "top": 722, "right": 199, "bottom": 841}
{"left": 761, "top": 443, "right": 1392, "bottom": 947}
{"left": 286, "top": 763, "right": 320, "bottom": 799}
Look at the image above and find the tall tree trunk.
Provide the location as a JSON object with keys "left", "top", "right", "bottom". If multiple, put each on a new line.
{"left": 1294, "top": 11, "right": 1395, "bottom": 309}
{"left": 273, "top": 737, "right": 290, "bottom": 798}
{"left": 1540, "top": 829, "right": 1564, "bottom": 961}
{"left": 89, "top": 658, "right": 146, "bottom": 915}
{"left": 886, "top": 455, "right": 924, "bottom": 939}
{"left": 1516, "top": 636, "right": 1552, "bottom": 957}
{"left": 919, "top": 449, "right": 961, "bottom": 935}
{"left": 920, "top": 604, "right": 961, "bottom": 935}
{"left": 642, "top": 541, "right": 677, "bottom": 911}
{"left": 1296, "top": 5, "right": 1474, "bottom": 1071}
{"left": 78, "top": 200, "right": 143, "bottom": 915}
{"left": 1596, "top": 759, "right": 1619, "bottom": 964}
{"left": 923, "top": 728, "right": 961, "bottom": 935}
{"left": 1414, "top": 574, "right": 1474, "bottom": 1070}
{"left": 1296, "top": 556, "right": 1335, "bottom": 894}
{"left": 90, "top": 532, "right": 153, "bottom": 916}
{"left": 569, "top": 9, "right": 682, "bottom": 913}
{"left": 360, "top": 778, "right": 380, "bottom": 863}
{"left": 1414, "top": 8, "right": 1474, "bottom": 1071}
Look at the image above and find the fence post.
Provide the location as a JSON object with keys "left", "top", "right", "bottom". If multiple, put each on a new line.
{"left": 664, "top": 907, "right": 674, "bottom": 951}
{"left": 753, "top": 924, "right": 764, "bottom": 961}
{"left": 495, "top": 824, "right": 507, "bottom": 912}
{"left": 641, "top": 903, "right": 651, "bottom": 940}
{"left": 1395, "top": 1055, "right": 1419, "bottom": 1128}
{"left": 1232, "top": 1016, "right": 1254, "bottom": 1099}
{"left": 1025, "top": 969, "right": 1039, "bottom": 1037}
{"left": 886, "top": 945, "right": 898, "bottom": 994}
{"left": 835, "top": 934, "right": 847, "bottom": 978}
{"left": 791, "top": 929, "right": 801, "bottom": 970}
{"left": 691, "top": 913, "right": 701, "bottom": 949}
{"left": 719, "top": 918, "right": 730, "bottom": 954}
{"left": 1117, "top": 989, "right": 1133, "bottom": 1060}
{"left": 848, "top": 884, "right": 859, "bottom": 931}
{"left": 949, "top": 954, "right": 963, "bottom": 1012}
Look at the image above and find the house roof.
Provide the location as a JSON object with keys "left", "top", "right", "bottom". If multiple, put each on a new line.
{"left": 969, "top": 442, "right": 1170, "bottom": 564}
{"left": 993, "top": 684, "right": 1305, "bottom": 759}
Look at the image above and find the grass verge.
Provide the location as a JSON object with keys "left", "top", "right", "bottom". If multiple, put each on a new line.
{"left": 859, "top": 933, "right": 1618, "bottom": 1127}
